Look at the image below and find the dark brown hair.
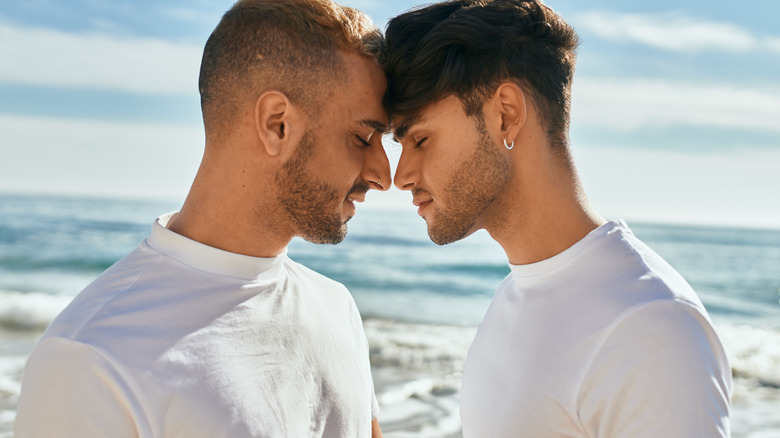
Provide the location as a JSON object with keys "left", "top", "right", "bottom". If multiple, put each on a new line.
{"left": 382, "top": 0, "right": 579, "bottom": 150}
{"left": 198, "top": 0, "right": 382, "bottom": 137}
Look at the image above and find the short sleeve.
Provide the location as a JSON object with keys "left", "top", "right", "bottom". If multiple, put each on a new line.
{"left": 15, "top": 338, "right": 141, "bottom": 438}
{"left": 577, "top": 300, "right": 732, "bottom": 438}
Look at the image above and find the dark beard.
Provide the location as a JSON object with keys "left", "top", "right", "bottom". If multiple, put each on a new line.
{"left": 427, "top": 117, "right": 511, "bottom": 245}
{"left": 275, "top": 131, "right": 348, "bottom": 245}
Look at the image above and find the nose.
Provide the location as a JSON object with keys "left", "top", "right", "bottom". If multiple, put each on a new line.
{"left": 362, "top": 136, "right": 391, "bottom": 191}
{"left": 393, "top": 147, "right": 417, "bottom": 191}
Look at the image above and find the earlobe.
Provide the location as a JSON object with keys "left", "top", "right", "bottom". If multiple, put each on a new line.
{"left": 255, "top": 91, "right": 293, "bottom": 157}
{"left": 496, "top": 83, "right": 527, "bottom": 144}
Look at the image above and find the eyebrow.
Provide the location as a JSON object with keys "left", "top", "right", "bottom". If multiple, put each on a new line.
{"left": 392, "top": 114, "right": 426, "bottom": 141}
{"left": 359, "top": 119, "right": 391, "bottom": 134}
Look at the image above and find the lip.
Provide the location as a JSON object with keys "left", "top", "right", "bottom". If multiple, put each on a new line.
{"left": 344, "top": 192, "right": 365, "bottom": 215}
{"left": 347, "top": 192, "right": 367, "bottom": 203}
{"left": 344, "top": 198, "right": 356, "bottom": 216}
{"left": 413, "top": 198, "right": 433, "bottom": 215}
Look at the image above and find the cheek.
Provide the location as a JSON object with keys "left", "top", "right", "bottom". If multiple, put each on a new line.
{"left": 325, "top": 151, "right": 364, "bottom": 188}
{"left": 422, "top": 149, "right": 461, "bottom": 185}
{"left": 320, "top": 143, "right": 361, "bottom": 172}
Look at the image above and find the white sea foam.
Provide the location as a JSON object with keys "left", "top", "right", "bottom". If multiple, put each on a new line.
{"left": 0, "top": 290, "right": 72, "bottom": 331}
{"left": 364, "top": 319, "right": 474, "bottom": 437}
{"left": 714, "top": 323, "right": 780, "bottom": 436}
{"left": 717, "top": 323, "right": 780, "bottom": 394}
{"left": 365, "top": 318, "right": 475, "bottom": 372}
{"left": 0, "top": 353, "right": 30, "bottom": 436}
{"left": 364, "top": 318, "right": 780, "bottom": 437}
{"left": 0, "top": 299, "right": 778, "bottom": 436}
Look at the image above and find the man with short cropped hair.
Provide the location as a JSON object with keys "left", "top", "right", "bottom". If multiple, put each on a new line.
{"left": 381, "top": 0, "right": 732, "bottom": 436}
{"left": 16, "top": 1, "right": 389, "bottom": 436}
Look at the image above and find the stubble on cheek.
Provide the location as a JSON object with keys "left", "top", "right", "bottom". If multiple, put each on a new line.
{"left": 427, "top": 126, "right": 511, "bottom": 245}
{"left": 273, "top": 133, "right": 347, "bottom": 245}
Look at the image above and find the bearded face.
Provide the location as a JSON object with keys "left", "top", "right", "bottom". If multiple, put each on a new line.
{"left": 423, "top": 116, "right": 511, "bottom": 245}
{"left": 275, "top": 130, "right": 368, "bottom": 245}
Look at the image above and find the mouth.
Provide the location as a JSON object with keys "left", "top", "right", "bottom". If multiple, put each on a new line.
{"left": 345, "top": 192, "right": 366, "bottom": 213}
{"left": 346, "top": 192, "right": 366, "bottom": 204}
{"left": 411, "top": 189, "right": 434, "bottom": 215}
{"left": 346, "top": 180, "right": 370, "bottom": 201}
{"left": 344, "top": 181, "right": 370, "bottom": 213}
{"left": 412, "top": 198, "right": 432, "bottom": 208}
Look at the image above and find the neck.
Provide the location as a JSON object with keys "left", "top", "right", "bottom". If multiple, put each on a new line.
{"left": 167, "top": 144, "right": 292, "bottom": 258}
{"left": 485, "top": 146, "right": 605, "bottom": 266}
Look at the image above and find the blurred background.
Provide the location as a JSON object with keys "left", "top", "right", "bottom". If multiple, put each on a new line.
{"left": 1, "top": 1, "right": 778, "bottom": 437}
{"left": 1, "top": 0, "right": 779, "bottom": 227}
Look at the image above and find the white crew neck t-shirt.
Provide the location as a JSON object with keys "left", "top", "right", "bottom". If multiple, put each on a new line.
{"left": 460, "top": 220, "right": 731, "bottom": 437}
{"left": 16, "top": 213, "right": 378, "bottom": 437}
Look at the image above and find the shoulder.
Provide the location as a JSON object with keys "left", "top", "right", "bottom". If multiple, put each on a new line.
{"left": 24, "top": 337, "right": 123, "bottom": 382}
{"left": 601, "top": 299, "right": 727, "bottom": 364}
{"left": 577, "top": 300, "right": 731, "bottom": 436}
{"left": 284, "top": 257, "right": 348, "bottom": 291}
{"left": 42, "top": 245, "right": 165, "bottom": 340}
{"left": 17, "top": 337, "right": 144, "bottom": 436}
{"left": 583, "top": 223, "right": 704, "bottom": 309}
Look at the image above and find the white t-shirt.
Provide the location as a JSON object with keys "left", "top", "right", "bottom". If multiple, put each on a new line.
{"left": 460, "top": 220, "right": 731, "bottom": 437}
{"left": 15, "top": 213, "right": 378, "bottom": 438}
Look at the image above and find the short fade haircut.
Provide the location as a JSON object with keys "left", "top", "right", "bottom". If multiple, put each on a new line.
{"left": 199, "top": 0, "right": 382, "bottom": 137}
{"left": 382, "top": 0, "right": 579, "bottom": 151}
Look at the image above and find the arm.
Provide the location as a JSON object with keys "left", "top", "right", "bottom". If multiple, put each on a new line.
{"left": 372, "top": 418, "right": 383, "bottom": 438}
{"left": 15, "top": 338, "right": 139, "bottom": 437}
{"left": 578, "top": 301, "right": 731, "bottom": 437}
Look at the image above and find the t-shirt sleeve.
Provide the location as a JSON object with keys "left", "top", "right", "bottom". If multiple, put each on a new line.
{"left": 577, "top": 300, "right": 732, "bottom": 438}
{"left": 15, "top": 337, "right": 140, "bottom": 438}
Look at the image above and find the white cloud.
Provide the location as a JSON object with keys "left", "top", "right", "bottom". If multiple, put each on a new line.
{"left": 573, "top": 144, "right": 780, "bottom": 229}
{"left": 0, "top": 114, "right": 203, "bottom": 200}
{"left": 575, "top": 11, "right": 757, "bottom": 52}
{"left": 571, "top": 78, "right": 780, "bottom": 133}
{"left": 765, "top": 36, "right": 780, "bottom": 54}
{"left": 0, "top": 22, "right": 202, "bottom": 95}
{"left": 1, "top": 112, "right": 777, "bottom": 229}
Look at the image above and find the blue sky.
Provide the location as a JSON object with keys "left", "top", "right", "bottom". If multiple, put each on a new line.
{"left": 1, "top": 0, "right": 778, "bottom": 229}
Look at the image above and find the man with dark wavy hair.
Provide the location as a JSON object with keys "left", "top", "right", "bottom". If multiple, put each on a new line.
{"left": 382, "top": 0, "right": 732, "bottom": 436}
{"left": 16, "top": 1, "right": 389, "bottom": 436}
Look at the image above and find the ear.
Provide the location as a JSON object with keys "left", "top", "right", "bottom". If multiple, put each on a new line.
{"left": 494, "top": 82, "right": 527, "bottom": 144}
{"left": 254, "top": 91, "right": 300, "bottom": 157}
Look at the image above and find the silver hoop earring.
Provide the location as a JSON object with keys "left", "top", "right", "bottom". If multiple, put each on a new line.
{"left": 503, "top": 138, "right": 515, "bottom": 150}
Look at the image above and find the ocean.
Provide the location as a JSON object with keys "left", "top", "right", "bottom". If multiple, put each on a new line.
{"left": 1, "top": 193, "right": 779, "bottom": 437}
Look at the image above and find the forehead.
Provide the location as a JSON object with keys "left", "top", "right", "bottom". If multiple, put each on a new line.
{"left": 327, "top": 51, "right": 389, "bottom": 128}
{"left": 392, "top": 95, "right": 467, "bottom": 139}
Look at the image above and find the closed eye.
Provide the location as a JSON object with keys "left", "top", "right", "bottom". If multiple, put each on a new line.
{"left": 356, "top": 135, "right": 371, "bottom": 147}
{"left": 415, "top": 137, "right": 427, "bottom": 148}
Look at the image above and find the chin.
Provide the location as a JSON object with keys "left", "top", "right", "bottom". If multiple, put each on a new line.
{"left": 294, "top": 208, "right": 349, "bottom": 245}
{"left": 427, "top": 215, "right": 479, "bottom": 246}
{"left": 301, "top": 223, "right": 348, "bottom": 245}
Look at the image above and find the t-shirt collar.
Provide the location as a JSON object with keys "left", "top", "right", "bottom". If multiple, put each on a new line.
{"left": 145, "top": 212, "right": 287, "bottom": 281}
{"left": 508, "top": 220, "right": 628, "bottom": 278}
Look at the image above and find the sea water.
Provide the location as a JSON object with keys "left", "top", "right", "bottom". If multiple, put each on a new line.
{"left": 1, "top": 194, "right": 779, "bottom": 437}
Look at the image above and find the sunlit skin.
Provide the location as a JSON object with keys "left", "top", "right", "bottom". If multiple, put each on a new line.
{"left": 167, "top": 51, "right": 390, "bottom": 258}
{"left": 163, "top": 50, "right": 388, "bottom": 437}
{"left": 393, "top": 96, "right": 510, "bottom": 245}
{"left": 393, "top": 85, "right": 605, "bottom": 265}
{"left": 275, "top": 53, "right": 391, "bottom": 245}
